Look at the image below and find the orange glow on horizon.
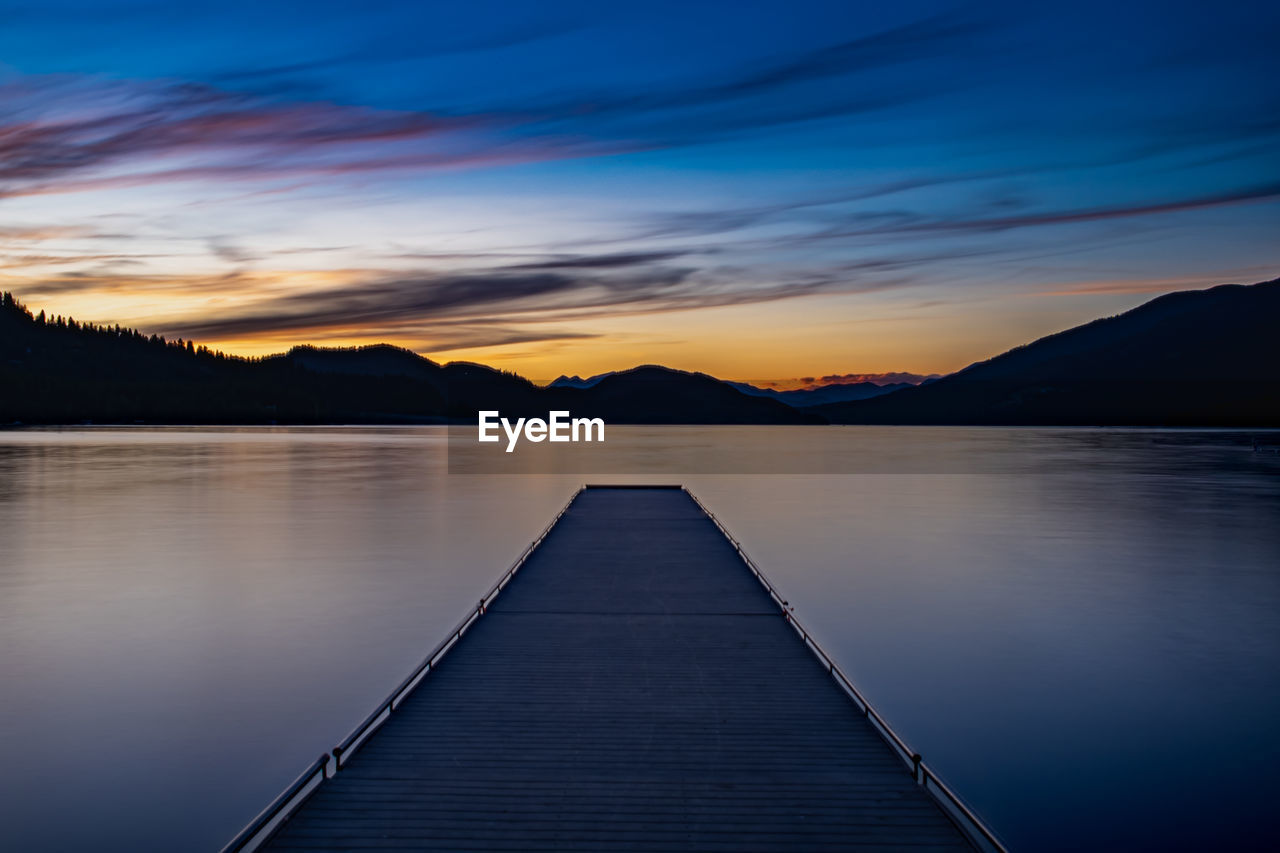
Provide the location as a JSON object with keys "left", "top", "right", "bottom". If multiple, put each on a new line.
{"left": 3, "top": 270, "right": 1251, "bottom": 385}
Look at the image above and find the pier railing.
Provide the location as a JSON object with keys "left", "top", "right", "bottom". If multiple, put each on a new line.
{"left": 683, "top": 487, "right": 1010, "bottom": 853}
{"left": 220, "top": 486, "right": 585, "bottom": 853}
{"left": 225, "top": 483, "right": 1007, "bottom": 853}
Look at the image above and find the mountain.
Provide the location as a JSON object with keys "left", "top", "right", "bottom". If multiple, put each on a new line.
{"left": 554, "top": 372, "right": 913, "bottom": 409}
{"left": 548, "top": 372, "right": 614, "bottom": 389}
{"left": 552, "top": 366, "right": 820, "bottom": 424}
{"left": 0, "top": 296, "right": 812, "bottom": 424}
{"left": 729, "top": 380, "right": 912, "bottom": 407}
{"left": 0, "top": 303, "right": 454, "bottom": 423}
{"left": 816, "top": 278, "right": 1280, "bottom": 426}
{"left": 271, "top": 344, "right": 446, "bottom": 386}
{"left": 5, "top": 278, "right": 1277, "bottom": 426}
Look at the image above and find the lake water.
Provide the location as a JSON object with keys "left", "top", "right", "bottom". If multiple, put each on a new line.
{"left": 1, "top": 426, "right": 1278, "bottom": 852}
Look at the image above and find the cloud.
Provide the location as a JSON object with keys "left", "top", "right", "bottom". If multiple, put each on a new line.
{"left": 704, "top": 181, "right": 1280, "bottom": 252}
{"left": 849, "top": 182, "right": 1280, "bottom": 236}
{"left": 403, "top": 327, "right": 601, "bottom": 354}
{"left": 0, "top": 252, "right": 169, "bottom": 270}
{"left": 1, "top": 4, "right": 1275, "bottom": 215}
{"left": 0, "top": 78, "right": 448, "bottom": 179}
{"left": 209, "top": 19, "right": 580, "bottom": 93}
{"left": 149, "top": 261, "right": 711, "bottom": 341}
{"left": 161, "top": 271, "right": 586, "bottom": 338}
{"left": 3, "top": 5, "right": 1272, "bottom": 220}
{"left": 504, "top": 250, "right": 696, "bottom": 270}
{"left": 1035, "top": 269, "right": 1280, "bottom": 297}
{"left": 501, "top": 12, "right": 984, "bottom": 140}
{"left": 611, "top": 173, "right": 1280, "bottom": 252}
{"left": 35, "top": 250, "right": 875, "bottom": 349}
{"left": 816, "top": 372, "right": 940, "bottom": 386}
{"left": 14, "top": 232, "right": 933, "bottom": 353}
{"left": 207, "top": 237, "right": 255, "bottom": 264}
{"left": 0, "top": 12, "right": 995, "bottom": 200}
{"left": 739, "top": 371, "right": 941, "bottom": 390}
{"left": 0, "top": 224, "right": 104, "bottom": 241}
{"left": 17, "top": 269, "right": 266, "bottom": 296}
{"left": 0, "top": 75, "right": 579, "bottom": 199}
{"left": 624, "top": 179, "right": 988, "bottom": 243}
{"left": 4, "top": 5, "right": 1275, "bottom": 369}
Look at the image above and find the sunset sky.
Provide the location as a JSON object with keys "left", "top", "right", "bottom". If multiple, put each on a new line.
{"left": 1, "top": 0, "right": 1277, "bottom": 382}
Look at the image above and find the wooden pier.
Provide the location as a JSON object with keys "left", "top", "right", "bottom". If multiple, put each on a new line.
{"left": 228, "top": 485, "right": 1001, "bottom": 852}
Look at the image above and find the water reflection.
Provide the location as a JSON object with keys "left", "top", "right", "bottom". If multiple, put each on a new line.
{"left": 1, "top": 427, "right": 1277, "bottom": 851}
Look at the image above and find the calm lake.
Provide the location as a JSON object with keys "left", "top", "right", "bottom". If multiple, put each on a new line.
{"left": 1, "top": 426, "right": 1278, "bottom": 852}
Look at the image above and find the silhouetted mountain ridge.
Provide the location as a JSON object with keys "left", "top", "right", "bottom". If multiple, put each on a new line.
{"left": 553, "top": 366, "right": 820, "bottom": 424}
{"left": 272, "top": 344, "right": 445, "bottom": 385}
{"left": 4, "top": 277, "right": 1278, "bottom": 425}
{"left": 0, "top": 297, "right": 808, "bottom": 424}
{"left": 816, "top": 278, "right": 1280, "bottom": 426}
{"left": 728, "top": 380, "right": 911, "bottom": 407}
{"left": 548, "top": 372, "right": 613, "bottom": 389}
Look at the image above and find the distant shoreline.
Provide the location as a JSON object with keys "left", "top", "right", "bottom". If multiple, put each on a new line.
{"left": 6, "top": 420, "right": 1280, "bottom": 430}
{"left": 5, "top": 279, "right": 1278, "bottom": 429}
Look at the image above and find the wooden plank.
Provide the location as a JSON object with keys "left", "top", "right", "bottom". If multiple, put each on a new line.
{"left": 262, "top": 486, "right": 975, "bottom": 852}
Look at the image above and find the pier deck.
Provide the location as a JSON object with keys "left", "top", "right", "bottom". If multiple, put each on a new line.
{"left": 253, "top": 485, "right": 984, "bottom": 851}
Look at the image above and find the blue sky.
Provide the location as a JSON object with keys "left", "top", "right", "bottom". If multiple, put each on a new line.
{"left": 1, "top": 0, "right": 1276, "bottom": 380}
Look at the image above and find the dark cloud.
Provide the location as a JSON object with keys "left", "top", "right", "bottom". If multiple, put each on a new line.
{"left": 818, "top": 372, "right": 940, "bottom": 386}
{"left": 150, "top": 251, "right": 877, "bottom": 343}
{"left": 1, "top": 0, "right": 1276, "bottom": 221}
{"left": 0, "top": 224, "right": 101, "bottom": 241}
{"left": 630, "top": 180, "right": 1280, "bottom": 256}
{"left": 405, "top": 327, "right": 601, "bottom": 353}
{"left": 209, "top": 19, "right": 579, "bottom": 93}
{"left": 0, "top": 12, "right": 994, "bottom": 198}
{"left": 808, "top": 181, "right": 1280, "bottom": 240}
{"left": 269, "top": 245, "right": 352, "bottom": 255}
{"left": 4, "top": 4, "right": 1274, "bottom": 358}
{"left": 23, "top": 270, "right": 252, "bottom": 295}
{"left": 0, "top": 82, "right": 450, "bottom": 186}
{"left": 207, "top": 237, "right": 255, "bottom": 264}
{"left": 616, "top": 172, "right": 1031, "bottom": 244}
{"left": 156, "top": 265, "right": 677, "bottom": 339}
{"left": 167, "top": 271, "right": 582, "bottom": 338}
{"left": 0, "top": 76, "right": 547, "bottom": 198}
{"left": 503, "top": 12, "right": 985, "bottom": 137}
{"left": 696, "top": 15, "right": 979, "bottom": 101}
{"left": 4, "top": 7, "right": 1273, "bottom": 209}
{"left": 505, "top": 250, "right": 694, "bottom": 270}
{"left": 0, "top": 252, "right": 172, "bottom": 269}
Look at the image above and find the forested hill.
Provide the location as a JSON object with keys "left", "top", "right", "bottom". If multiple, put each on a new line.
{"left": 6, "top": 278, "right": 1279, "bottom": 426}
{"left": 0, "top": 294, "right": 811, "bottom": 424}
{"left": 0, "top": 293, "right": 453, "bottom": 423}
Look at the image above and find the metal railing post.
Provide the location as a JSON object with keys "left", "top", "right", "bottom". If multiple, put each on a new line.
{"left": 220, "top": 485, "right": 587, "bottom": 853}
{"left": 681, "top": 486, "right": 1009, "bottom": 853}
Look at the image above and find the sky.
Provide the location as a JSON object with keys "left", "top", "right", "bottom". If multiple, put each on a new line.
{"left": 1, "top": 0, "right": 1277, "bottom": 383}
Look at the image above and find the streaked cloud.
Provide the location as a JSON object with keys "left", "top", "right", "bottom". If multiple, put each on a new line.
{"left": 0, "top": 14, "right": 985, "bottom": 200}
{"left": 154, "top": 261, "right": 851, "bottom": 345}
{"left": 0, "top": 75, "right": 591, "bottom": 200}
{"left": 0, "top": 0, "right": 1275, "bottom": 378}
{"left": 816, "top": 372, "right": 940, "bottom": 386}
